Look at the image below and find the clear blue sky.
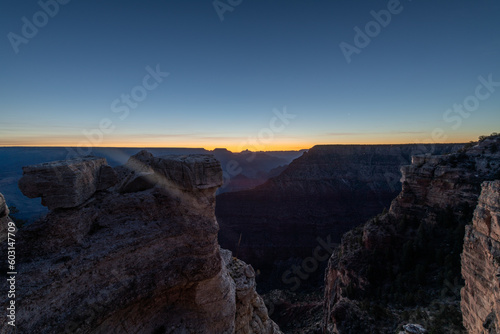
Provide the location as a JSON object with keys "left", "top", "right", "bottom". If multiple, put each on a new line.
{"left": 1, "top": 0, "right": 499, "bottom": 151}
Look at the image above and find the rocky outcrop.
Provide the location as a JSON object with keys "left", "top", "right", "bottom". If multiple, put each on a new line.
{"left": 461, "top": 180, "right": 500, "bottom": 333}
{"left": 18, "top": 157, "right": 118, "bottom": 210}
{"left": 323, "top": 135, "right": 500, "bottom": 333}
{"left": 0, "top": 147, "right": 302, "bottom": 223}
{"left": 216, "top": 144, "right": 461, "bottom": 289}
{"left": 1, "top": 151, "right": 280, "bottom": 334}
{"left": 0, "top": 193, "right": 12, "bottom": 242}
{"left": 222, "top": 249, "right": 282, "bottom": 334}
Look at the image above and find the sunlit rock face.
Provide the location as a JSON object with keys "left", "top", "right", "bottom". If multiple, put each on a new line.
{"left": 323, "top": 136, "right": 500, "bottom": 333}
{"left": 461, "top": 180, "right": 500, "bottom": 334}
{"left": 0, "top": 151, "right": 281, "bottom": 334}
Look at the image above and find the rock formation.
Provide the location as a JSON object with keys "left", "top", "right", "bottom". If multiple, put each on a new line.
{"left": 0, "top": 151, "right": 281, "bottom": 334}
{"left": 461, "top": 180, "right": 500, "bottom": 333}
{"left": 18, "top": 157, "right": 118, "bottom": 210}
{"left": 216, "top": 144, "right": 461, "bottom": 289}
{"left": 0, "top": 147, "right": 301, "bottom": 222}
{"left": 222, "top": 249, "right": 282, "bottom": 333}
{"left": 323, "top": 135, "right": 500, "bottom": 333}
{"left": 0, "top": 193, "right": 12, "bottom": 242}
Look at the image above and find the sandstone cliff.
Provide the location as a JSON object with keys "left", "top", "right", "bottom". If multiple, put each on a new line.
{"left": 0, "top": 151, "right": 281, "bottom": 334}
{"left": 461, "top": 180, "right": 500, "bottom": 333}
{"left": 323, "top": 135, "right": 500, "bottom": 333}
{"left": 216, "top": 144, "right": 460, "bottom": 289}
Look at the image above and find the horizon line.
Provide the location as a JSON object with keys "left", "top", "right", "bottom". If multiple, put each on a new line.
{"left": 0, "top": 141, "right": 468, "bottom": 153}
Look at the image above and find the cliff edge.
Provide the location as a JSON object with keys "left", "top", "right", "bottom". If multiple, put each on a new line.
{"left": 324, "top": 135, "right": 500, "bottom": 333}
{"left": 461, "top": 180, "right": 500, "bottom": 333}
{"left": 0, "top": 151, "right": 281, "bottom": 334}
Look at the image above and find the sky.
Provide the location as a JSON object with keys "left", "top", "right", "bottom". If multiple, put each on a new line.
{"left": 0, "top": 0, "right": 499, "bottom": 151}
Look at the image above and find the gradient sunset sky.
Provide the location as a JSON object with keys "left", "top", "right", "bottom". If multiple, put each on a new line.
{"left": 1, "top": 0, "right": 499, "bottom": 151}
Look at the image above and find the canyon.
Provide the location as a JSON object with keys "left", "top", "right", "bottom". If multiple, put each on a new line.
{"left": 0, "top": 151, "right": 281, "bottom": 333}
{"left": 216, "top": 144, "right": 461, "bottom": 289}
{"left": 323, "top": 135, "right": 500, "bottom": 333}
{"left": 0, "top": 147, "right": 302, "bottom": 222}
{"left": 1, "top": 136, "right": 499, "bottom": 333}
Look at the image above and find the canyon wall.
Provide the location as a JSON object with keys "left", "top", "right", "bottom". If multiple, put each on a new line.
{"left": 461, "top": 180, "right": 500, "bottom": 333}
{"left": 216, "top": 144, "right": 461, "bottom": 288}
{"left": 323, "top": 136, "right": 500, "bottom": 333}
{"left": 0, "top": 151, "right": 280, "bottom": 334}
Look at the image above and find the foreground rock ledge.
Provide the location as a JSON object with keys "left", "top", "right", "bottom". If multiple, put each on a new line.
{"left": 18, "top": 156, "right": 118, "bottom": 210}
{"left": 1, "top": 151, "right": 281, "bottom": 334}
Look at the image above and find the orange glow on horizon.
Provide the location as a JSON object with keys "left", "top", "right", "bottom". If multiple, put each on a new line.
{"left": 0, "top": 134, "right": 481, "bottom": 153}
{"left": 0, "top": 130, "right": 488, "bottom": 152}
{"left": 0, "top": 142, "right": 311, "bottom": 152}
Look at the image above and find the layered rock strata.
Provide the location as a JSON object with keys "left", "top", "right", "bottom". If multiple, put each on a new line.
{"left": 217, "top": 144, "right": 461, "bottom": 287}
{"left": 323, "top": 136, "right": 500, "bottom": 333}
{"left": 18, "top": 156, "right": 118, "bottom": 210}
{"left": 0, "top": 151, "right": 281, "bottom": 334}
{"left": 222, "top": 249, "right": 282, "bottom": 334}
{"left": 461, "top": 180, "right": 500, "bottom": 333}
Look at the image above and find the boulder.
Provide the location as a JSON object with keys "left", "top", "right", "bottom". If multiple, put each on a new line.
{"left": 18, "top": 157, "right": 117, "bottom": 210}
